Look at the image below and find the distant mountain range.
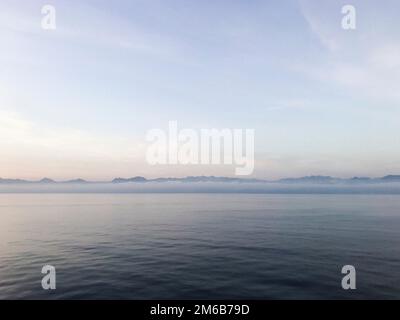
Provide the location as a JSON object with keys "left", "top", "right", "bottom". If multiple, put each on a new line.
{"left": 2, "top": 175, "right": 400, "bottom": 184}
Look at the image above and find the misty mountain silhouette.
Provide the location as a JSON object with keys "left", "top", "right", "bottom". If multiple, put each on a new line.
{"left": 112, "top": 176, "right": 147, "bottom": 183}
{"left": 1, "top": 175, "right": 400, "bottom": 184}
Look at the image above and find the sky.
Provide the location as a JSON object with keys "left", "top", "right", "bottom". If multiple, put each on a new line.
{"left": 1, "top": 0, "right": 400, "bottom": 180}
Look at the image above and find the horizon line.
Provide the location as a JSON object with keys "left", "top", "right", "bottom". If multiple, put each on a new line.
{"left": 2, "top": 174, "right": 400, "bottom": 184}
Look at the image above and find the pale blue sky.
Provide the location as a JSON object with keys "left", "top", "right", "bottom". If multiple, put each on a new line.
{"left": 1, "top": 0, "right": 400, "bottom": 179}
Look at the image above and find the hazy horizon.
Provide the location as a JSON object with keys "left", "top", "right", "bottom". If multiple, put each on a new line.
{"left": 3, "top": 172, "right": 400, "bottom": 182}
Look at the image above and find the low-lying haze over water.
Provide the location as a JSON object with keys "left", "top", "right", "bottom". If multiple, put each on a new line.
{"left": 2, "top": 181, "right": 400, "bottom": 194}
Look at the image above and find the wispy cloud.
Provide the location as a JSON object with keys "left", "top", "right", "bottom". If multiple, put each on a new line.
{"left": 0, "top": 1, "right": 179, "bottom": 59}
{"left": 299, "top": 0, "right": 400, "bottom": 104}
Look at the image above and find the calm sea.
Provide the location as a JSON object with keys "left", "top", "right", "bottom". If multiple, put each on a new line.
{"left": 0, "top": 193, "right": 399, "bottom": 299}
